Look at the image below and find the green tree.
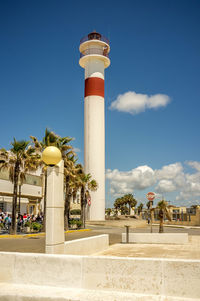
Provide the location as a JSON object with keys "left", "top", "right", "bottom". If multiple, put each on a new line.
{"left": 123, "top": 194, "right": 137, "bottom": 215}
{"left": 137, "top": 203, "right": 144, "bottom": 214}
{"left": 30, "top": 129, "right": 74, "bottom": 231}
{"left": 114, "top": 197, "right": 123, "bottom": 210}
{"left": 63, "top": 155, "right": 79, "bottom": 229}
{"left": 76, "top": 164, "right": 98, "bottom": 228}
{"left": 0, "top": 139, "right": 40, "bottom": 234}
{"left": 146, "top": 201, "right": 151, "bottom": 209}
{"left": 105, "top": 208, "right": 112, "bottom": 216}
{"left": 114, "top": 197, "right": 129, "bottom": 215}
{"left": 157, "top": 200, "right": 171, "bottom": 233}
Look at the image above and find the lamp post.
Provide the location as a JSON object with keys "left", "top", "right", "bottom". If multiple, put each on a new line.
{"left": 146, "top": 192, "right": 155, "bottom": 233}
{"left": 149, "top": 200, "right": 153, "bottom": 233}
{"left": 42, "top": 146, "right": 65, "bottom": 254}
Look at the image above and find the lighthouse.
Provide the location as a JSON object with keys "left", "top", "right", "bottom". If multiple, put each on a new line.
{"left": 79, "top": 31, "right": 110, "bottom": 220}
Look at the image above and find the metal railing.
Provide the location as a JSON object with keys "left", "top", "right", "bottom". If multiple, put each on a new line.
{"left": 80, "top": 48, "right": 109, "bottom": 59}
{"left": 80, "top": 35, "right": 109, "bottom": 45}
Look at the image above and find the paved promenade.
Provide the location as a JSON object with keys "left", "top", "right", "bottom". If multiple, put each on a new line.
{"left": 1, "top": 222, "right": 200, "bottom": 300}
{"left": 95, "top": 235, "right": 200, "bottom": 259}
{"left": 0, "top": 222, "right": 200, "bottom": 259}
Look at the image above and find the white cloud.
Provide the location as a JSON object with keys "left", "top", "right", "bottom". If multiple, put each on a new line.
{"left": 156, "top": 180, "right": 177, "bottom": 193}
{"left": 176, "top": 185, "right": 200, "bottom": 201}
{"left": 186, "top": 161, "right": 200, "bottom": 172}
{"left": 106, "top": 161, "right": 200, "bottom": 202}
{"left": 106, "top": 165, "right": 156, "bottom": 196}
{"left": 109, "top": 91, "right": 171, "bottom": 115}
{"left": 155, "top": 163, "right": 184, "bottom": 180}
{"left": 176, "top": 172, "right": 200, "bottom": 201}
{"left": 73, "top": 147, "right": 81, "bottom": 153}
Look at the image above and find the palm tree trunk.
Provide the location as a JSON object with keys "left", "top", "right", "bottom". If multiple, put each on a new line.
{"left": 158, "top": 208, "right": 164, "bottom": 233}
{"left": 42, "top": 170, "right": 47, "bottom": 232}
{"left": 18, "top": 184, "right": 21, "bottom": 214}
{"left": 64, "top": 179, "right": 70, "bottom": 230}
{"left": 83, "top": 199, "right": 86, "bottom": 229}
{"left": 11, "top": 163, "right": 19, "bottom": 235}
{"left": 65, "top": 195, "right": 70, "bottom": 230}
{"left": 129, "top": 203, "right": 131, "bottom": 215}
{"left": 64, "top": 195, "right": 70, "bottom": 230}
{"left": 81, "top": 186, "right": 84, "bottom": 228}
{"left": 159, "top": 218, "right": 164, "bottom": 233}
{"left": 159, "top": 217, "right": 164, "bottom": 233}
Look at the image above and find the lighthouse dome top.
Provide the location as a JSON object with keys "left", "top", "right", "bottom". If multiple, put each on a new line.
{"left": 80, "top": 31, "right": 109, "bottom": 45}
{"left": 79, "top": 31, "right": 110, "bottom": 68}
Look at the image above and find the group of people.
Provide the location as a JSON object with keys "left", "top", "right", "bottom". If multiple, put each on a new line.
{"left": 0, "top": 211, "right": 43, "bottom": 233}
{"left": 16, "top": 213, "right": 43, "bottom": 231}
{"left": 0, "top": 212, "right": 11, "bottom": 231}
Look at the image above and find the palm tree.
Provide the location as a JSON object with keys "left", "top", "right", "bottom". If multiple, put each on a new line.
{"left": 114, "top": 197, "right": 123, "bottom": 210}
{"left": 123, "top": 194, "right": 137, "bottom": 215}
{"left": 84, "top": 178, "right": 98, "bottom": 227}
{"left": 63, "top": 155, "right": 78, "bottom": 230}
{"left": 157, "top": 200, "right": 171, "bottom": 233}
{"left": 30, "top": 129, "right": 74, "bottom": 231}
{"left": 17, "top": 170, "right": 28, "bottom": 214}
{"left": 0, "top": 139, "right": 40, "bottom": 234}
{"left": 146, "top": 201, "right": 151, "bottom": 209}
{"left": 114, "top": 197, "right": 128, "bottom": 215}
{"left": 105, "top": 208, "right": 112, "bottom": 216}
{"left": 76, "top": 165, "right": 98, "bottom": 228}
{"left": 137, "top": 203, "right": 144, "bottom": 215}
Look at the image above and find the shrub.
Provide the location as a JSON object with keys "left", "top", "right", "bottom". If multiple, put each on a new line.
{"left": 69, "top": 219, "right": 77, "bottom": 225}
{"left": 31, "top": 222, "right": 42, "bottom": 231}
{"left": 69, "top": 219, "right": 82, "bottom": 228}
{"left": 24, "top": 221, "right": 31, "bottom": 227}
{"left": 0, "top": 223, "right": 4, "bottom": 229}
{"left": 70, "top": 209, "right": 81, "bottom": 215}
{"left": 76, "top": 220, "right": 82, "bottom": 228}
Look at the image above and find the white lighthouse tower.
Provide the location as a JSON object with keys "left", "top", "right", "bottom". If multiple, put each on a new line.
{"left": 79, "top": 31, "right": 110, "bottom": 220}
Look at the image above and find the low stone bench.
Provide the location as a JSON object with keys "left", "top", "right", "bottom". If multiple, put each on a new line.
{"left": 122, "top": 233, "right": 189, "bottom": 244}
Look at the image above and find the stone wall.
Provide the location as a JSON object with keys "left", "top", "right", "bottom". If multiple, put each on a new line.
{"left": 0, "top": 252, "right": 200, "bottom": 300}
{"left": 64, "top": 234, "right": 109, "bottom": 255}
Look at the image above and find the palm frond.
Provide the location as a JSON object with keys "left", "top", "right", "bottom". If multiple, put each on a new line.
{"left": 11, "top": 139, "right": 29, "bottom": 154}
{"left": 30, "top": 136, "right": 42, "bottom": 150}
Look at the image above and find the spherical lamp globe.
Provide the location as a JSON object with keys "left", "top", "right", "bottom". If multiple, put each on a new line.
{"left": 42, "top": 146, "right": 62, "bottom": 166}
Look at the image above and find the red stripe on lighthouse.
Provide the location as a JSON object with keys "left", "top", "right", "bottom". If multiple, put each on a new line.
{"left": 85, "top": 77, "right": 104, "bottom": 97}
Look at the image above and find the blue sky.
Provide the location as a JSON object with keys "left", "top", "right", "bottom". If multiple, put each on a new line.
{"left": 0, "top": 0, "right": 200, "bottom": 207}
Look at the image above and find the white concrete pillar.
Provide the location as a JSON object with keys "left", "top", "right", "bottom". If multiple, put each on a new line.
{"left": 45, "top": 160, "right": 65, "bottom": 254}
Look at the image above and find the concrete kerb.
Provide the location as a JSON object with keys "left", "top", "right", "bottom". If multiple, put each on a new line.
{"left": 0, "top": 228, "right": 91, "bottom": 239}
{"left": 152, "top": 223, "right": 200, "bottom": 229}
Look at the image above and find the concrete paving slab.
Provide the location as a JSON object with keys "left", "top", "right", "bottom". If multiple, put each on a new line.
{"left": 95, "top": 236, "right": 200, "bottom": 260}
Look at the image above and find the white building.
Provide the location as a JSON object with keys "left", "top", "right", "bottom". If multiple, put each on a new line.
{"left": 0, "top": 169, "right": 43, "bottom": 215}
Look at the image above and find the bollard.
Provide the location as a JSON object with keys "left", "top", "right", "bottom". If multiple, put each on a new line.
{"left": 125, "top": 225, "right": 130, "bottom": 243}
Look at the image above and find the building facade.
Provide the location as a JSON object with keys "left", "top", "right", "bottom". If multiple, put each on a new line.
{"left": 0, "top": 169, "right": 43, "bottom": 215}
